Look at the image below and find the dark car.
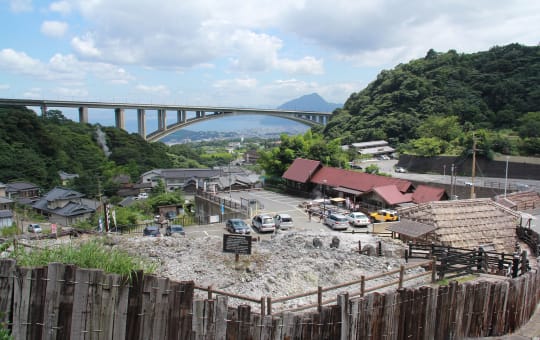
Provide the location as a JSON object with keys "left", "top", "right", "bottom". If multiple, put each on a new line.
{"left": 226, "top": 219, "right": 251, "bottom": 234}
{"left": 143, "top": 225, "right": 162, "bottom": 237}
{"left": 165, "top": 211, "right": 177, "bottom": 220}
{"left": 165, "top": 224, "right": 185, "bottom": 236}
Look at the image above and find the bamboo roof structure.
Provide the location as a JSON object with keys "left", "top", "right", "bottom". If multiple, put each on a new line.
{"left": 397, "top": 198, "right": 521, "bottom": 253}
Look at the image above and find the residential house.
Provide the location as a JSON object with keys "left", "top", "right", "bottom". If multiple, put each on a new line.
{"left": 0, "top": 182, "right": 6, "bottom": 197}
{"left": 0, "top": 197, "right": 14, "bottom": 211}
{"left": 6, "top": 181, "right": 40, "bottom": 204}
{"left": 389, "top": 199, "right": 520, "bottom": 253}
{"left": 349, "top": 140, "right": 395, "bottom": 158}
{"left": 58, "top": 171, "right": 79, "bottom": 186}
{"left": 32, "top": 187, "right": 96, "bottom": 226}
{"left": 140, "top": 168, "right": 222, "bottom": 194}
{"left": 0, "top": 210, "right": 13, "bottom": 229}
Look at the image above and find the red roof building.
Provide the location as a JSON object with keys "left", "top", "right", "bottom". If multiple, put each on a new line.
{"left": 281, "top": 158, "right": 448, "bottom": 209}
{"left": 310, "top": 167, "right": 412, "bottom": 193}
{"left": 411, "top": 185, "right": 448, "bottom": 204}
{"left": 282, "top": 158, "right": 322, "bottom": 183}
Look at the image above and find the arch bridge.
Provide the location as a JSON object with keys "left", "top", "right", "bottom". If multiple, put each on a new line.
{"left": 0, "top": 98, "right": 331, "bottom": 142}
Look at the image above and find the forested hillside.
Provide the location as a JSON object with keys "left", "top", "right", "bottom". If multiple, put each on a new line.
{"left": 0, "top": 106, "right": 172, "bottom": 197}
{"left": 319, "top": 43, "right": 540, "bottom": 156}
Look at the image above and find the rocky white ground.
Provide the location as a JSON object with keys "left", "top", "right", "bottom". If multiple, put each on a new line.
{"left": 17, "top": 230, "right": 431, "bottom": 312}
{"left": 112, "top": 231, "right": 429, "bottom": 311}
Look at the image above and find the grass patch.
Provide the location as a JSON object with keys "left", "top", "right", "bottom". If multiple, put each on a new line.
{"left": 436, "top": 274, "right": 478, "bottom": 286}
{"left": 10, "top": 239, "right": 156, "bottom": 282}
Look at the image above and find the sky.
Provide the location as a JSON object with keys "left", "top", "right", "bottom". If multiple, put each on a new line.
{"left": 0, "top": 0, "right": 539, "bottom": 131}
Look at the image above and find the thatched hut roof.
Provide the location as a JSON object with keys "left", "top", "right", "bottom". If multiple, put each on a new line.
{"left": 397, "top": 198, "right": 521, "bottom": 253}
{"left": 493, "top": 190, "right": 540, "bottom": 211}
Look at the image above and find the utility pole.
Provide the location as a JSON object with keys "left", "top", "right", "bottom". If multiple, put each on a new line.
{"left": 470, "top": 135, "right": 476, "bottom": 199}
{"left": 450, "top": 164, "right": 455, "bottom": 199}
{"left": 504, "top": 156, "right": 509, "bottom": 197}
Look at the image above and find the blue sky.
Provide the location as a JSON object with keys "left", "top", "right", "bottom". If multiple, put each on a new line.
{"left": 1, "top": 0, "right": 539, "bottom": 131}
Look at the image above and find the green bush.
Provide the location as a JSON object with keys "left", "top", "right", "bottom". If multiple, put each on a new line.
{"left": 10, "top": 239, "right": 156, "bottom": 282}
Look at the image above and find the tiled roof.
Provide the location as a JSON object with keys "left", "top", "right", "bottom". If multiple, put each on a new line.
{"left": 6, "top": 181, "right": 39, "bottom": 192}
{"left": 311, "top": 166, "right": 412, "bottom": 193}
{"left": 386, "top": 219, "right": 437, "bottom": 238}
{"left": 0, "top": 210, "right": 13, "bottom": 218}
{"left": 397, "top": 199, "right": 520, "bottom": 253}
{"left": 412, "top": 185, "right": 447, "bottom": 204}
{"left": 282, "top": 158, "right": 322, "bottom": 183}
{"left": 371, "top": 185, "right": 412, "bottom": 205}
{"left": 493, "top": 191, "right": 540, "bottom": 211}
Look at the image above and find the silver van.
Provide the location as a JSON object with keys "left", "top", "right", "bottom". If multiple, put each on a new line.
{"left": 251, "top": 214, "right": 276, "bottom": 233}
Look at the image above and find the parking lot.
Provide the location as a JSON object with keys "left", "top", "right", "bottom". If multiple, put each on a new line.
{"left": 184, "top": 189, "right": 379, "bottom": 239}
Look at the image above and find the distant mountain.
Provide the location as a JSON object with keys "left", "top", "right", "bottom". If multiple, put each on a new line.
{"left": 277, "top": 93, "right": 342, "bottom": 112}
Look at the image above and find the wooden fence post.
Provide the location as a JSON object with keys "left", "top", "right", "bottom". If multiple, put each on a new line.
{"left": 358, "top": 241, "right": 362, "bottom": 254}
{"left": 260, "top": 297, "right": 266, "bottom": 317}
{"left": 317, "top": 286, "right": 323, "bottom": 312}
{"left": 360, "top": 276, "right": 365, "bottom": 297}
{"left": 338, "top": 293, "right": 349, "bottom": 340}
{"left": 208, "top": 285, "right": 213, "bottom": 300}
{"left": 266, "top": 297, "right": 272, "bottom": 316}
{"left": 398, "top": 265, "right": 405, "bottom": 288}
{"left": 520, "top": 251, "right": 529, "bottom": 275}
{"left": 431, "top": 257, "right": 437, "bottom": 283}
{"left": 477, "top": 247, "right": 484, "bottom": 273}
{"left": 405, "top": 249, "right": 409, "bottom": 263}
{"left": 377, "top": 241, "right": 382, "bottom": 256}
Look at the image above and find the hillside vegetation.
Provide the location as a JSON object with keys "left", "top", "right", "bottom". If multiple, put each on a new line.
{"left": 0, "top": 106, "right": 172, "bottom": 196}
{"left": 318, "top": 43, "right": 540, "bottom": 157}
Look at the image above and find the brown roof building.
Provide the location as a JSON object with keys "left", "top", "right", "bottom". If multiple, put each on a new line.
{"left": 394, "top": 198, "right": 520, "bottom": 253}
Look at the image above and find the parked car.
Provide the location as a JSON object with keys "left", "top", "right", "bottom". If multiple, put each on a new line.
{"left": 143, "top": 225, "right": 162, "bottom": 237}
{"left": 28, "top": 223, "right": 42, "bottom": 233}
{"left": 251, "top": 214, "right": 276, "bottom": 233}
{"left": 165, "top": 211, "right": 177, "bottom": 220}
{"left": 165, "top": 224, "right": 185, "bottom": 236}
{"left": 274, "top": 213, "right": 293, "bottom": 230}
{"left": 369, "top": 209, "right": 399, "bottom": 223}
{"left": 346, "top": 212, "right": 370, "bottom": 227}
{"left": 394, "top": 167, "right": 407, "bottom": 173}
{"left": 324, "top": 213, "right": 349, "bottom": 230}
{"left": 226, "top": 219, "right": 251, "bottom": 234}
{"left": 137, "top": 192, "right": 149, "bottom": 199}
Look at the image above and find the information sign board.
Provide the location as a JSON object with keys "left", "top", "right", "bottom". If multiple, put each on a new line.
{"left": 222, "top": 234, "right": 252, "bottom": 255}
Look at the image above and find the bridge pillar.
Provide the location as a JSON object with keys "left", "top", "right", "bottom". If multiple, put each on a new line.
{"left": 158, "top": 109, "right": 167, "bottom": 130}
{"left": 137, "top": 109, "right": 146, "bottom": 139}
{"left": 78, "top": 107, "right": 88, "bottom": 123}
{"left": 114, "top": 108, "right": 125, "bottom": 130}
{"left": 40, "top": 104, "right": 47, "bottom": 116}
{"left": 177, "top": 109, "right": 186, "bottom": 123}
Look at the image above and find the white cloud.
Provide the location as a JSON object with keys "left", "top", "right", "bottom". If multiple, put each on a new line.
{"left": 9, "top": 0, "right": 32, "bottom": 12}
{"left": 71, "top": 34, "right": 101, "bottom": 58}
{"left": 0, "top": 49, "right": 47, "bottom": 77}
{"left": 41, "top": 21, "right": 68, "bottom": 38}
{"left": 0, "top": 49, "right": 133, "bottom": 85}
{"left": 0, "top": 84, "right": 10, "bottom": 90}
{"left": 276, "top": 56, "right": 324, "bottom": 75}
{"left": 213, "top": 78, "right": 258, "bottom": 89}
{"left": 49, "top": 1, "right": 72, "bottom": 15}
{"left": 136, "top": 84, "right": 171, "bottom": 96}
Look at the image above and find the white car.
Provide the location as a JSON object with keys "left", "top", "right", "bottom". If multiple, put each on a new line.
{"left": 395, "top": 167, "right": 407, "bottom": 173}
{"left": 346, "top": 212, "right": 370, "bottom": 227}
{"left": 28, "top": 223, "right": 42, "bottom": 233}
{"left": 324, "top": 214, "right": 349, "bottom": 230}
{"left": 274, "top": 213, "right": 293, "bottom": 230}
{"left": 251, "top": 214, "right": 276, "bottom": 233}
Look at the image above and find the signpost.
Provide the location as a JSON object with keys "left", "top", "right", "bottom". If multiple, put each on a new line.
{"left": 222, "top": 234, "right": 252, "bottom": 255}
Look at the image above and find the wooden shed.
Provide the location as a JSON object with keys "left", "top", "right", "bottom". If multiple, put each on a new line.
{"left": 394, "top": 198, "right": 521, "bottom": 253}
